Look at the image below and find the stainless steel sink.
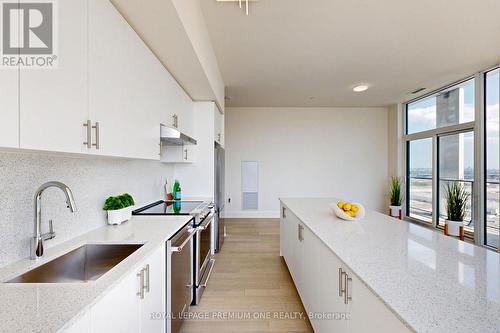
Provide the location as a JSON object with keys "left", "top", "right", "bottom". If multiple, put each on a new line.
{"left": 6, "top": 244, "right": 143, "bottom": 283}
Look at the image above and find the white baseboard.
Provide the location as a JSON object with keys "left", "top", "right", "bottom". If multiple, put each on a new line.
{"left": 223, "top": 210, "right": 280, "bottom": 219}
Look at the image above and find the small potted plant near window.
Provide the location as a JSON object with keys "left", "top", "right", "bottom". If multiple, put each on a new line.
{"left": 444, "top": 182, "right": 469, "bottom": 237}
{"left": 103, "top": 193, "right": 135, "bottom": 225}
{"left": 389, "top": 176, "right": 403, "bottom": 218}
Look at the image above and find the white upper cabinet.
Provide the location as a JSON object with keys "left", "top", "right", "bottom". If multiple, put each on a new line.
{"left": 9, "top": 0, "right": 195, "bottom": 160}
{"left": 19, "top": 0, "right": 88, "bottom": 154}
{"left": 214, "top": 106, "right": 224, "bottom": 146}
{"left": 88, "top": 0, "right": 167, "bottom": 160}
{"left": 0, "top": 68, "right": 19, "bottom": 148}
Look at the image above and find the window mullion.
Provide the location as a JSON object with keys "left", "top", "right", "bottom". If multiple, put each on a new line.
{"left": 474, "top": 71, "right": 486, "bottom": 246}
{"left": 432, "top": 135, "right": 439, "bottom": 228}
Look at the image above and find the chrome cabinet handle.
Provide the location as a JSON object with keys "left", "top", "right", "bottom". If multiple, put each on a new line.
{"left": 137, "top": 268, "right": 145, "bottom": 299}
{"left": 83, "top": 120, "right": 91, "bottom": 148}
{"left": 338, "top": 268, "right": 345, "bottom": 296}
{"left": 92, "top": 122, "right": 100, "bottom": 149}
{"left": 282, "top": 206, "right": 286, "bottom": 218}
{"left": 184, "top": 148, "right": 188, "bottom": 160}
{"left": 143, "top": 264, "right": 150, "bottom": 293}
{"left": 298, "top": 224, "right": 304, "bottom": 242}
{"left": 344, "top": 273, "right": 352, "bottom": 304}
{"left": 173, "top": 114, "right": 178, "bottom": 128}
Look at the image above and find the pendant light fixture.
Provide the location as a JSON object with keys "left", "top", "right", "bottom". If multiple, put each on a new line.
{"left": 216, "top": 0, "right": 256, "bottom": 16}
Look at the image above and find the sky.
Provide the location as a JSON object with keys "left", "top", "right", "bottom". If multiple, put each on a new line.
{"left": 408, "top": 70, "right": 499, "bottom": 171}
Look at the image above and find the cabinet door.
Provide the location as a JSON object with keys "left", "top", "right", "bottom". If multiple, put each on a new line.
{"left": 177, "top": 102, "right": 194, "bottom": 138}
{"left": 317, "top": 242, "right": 348, "bottom": 333}
{"left": 88, "top": 0, "right": 165, "bottom": 160}
{"left": 282, "top": 209, "right": 299, "bottom": 281}
{"left": 295, "top": 223, "right": 321, "bottom": 317}
{"left": 160, "top": 145, "right": 196, "bottom": 163}
{"left": 19, "top": 0, "right": 88, "bottom": 154}
{"left": 214, "top": 109, "right": 223, "bottom": 145}
{"left": 0, "top": 67, "right": 18, "bottom": 148}
{"left": 141, "top": 246, "right": 166, "bottom": 333}
{"left": 346, "top": 268, "right": 409, "bottom": 333}
{"left": 91, "top": 267, "right": 141, "bottom": 333}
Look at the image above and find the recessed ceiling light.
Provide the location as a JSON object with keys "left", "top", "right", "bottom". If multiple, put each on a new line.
{"left": 353, "top": 85, "right": 369, "bottom": 92}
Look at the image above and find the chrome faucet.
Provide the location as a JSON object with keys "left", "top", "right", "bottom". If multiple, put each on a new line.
{"left": 31, "top": 181, "right": 77, "bottom": 259}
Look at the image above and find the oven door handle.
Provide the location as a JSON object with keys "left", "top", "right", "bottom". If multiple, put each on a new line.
{"left": 199, "top": 259, "right": 215, "bottom": 288}
{"left": 198, "top": 213, "right": 215, "bottom": 230}
{"left": 170, "top": 228, "right": 196, "bottom": 252}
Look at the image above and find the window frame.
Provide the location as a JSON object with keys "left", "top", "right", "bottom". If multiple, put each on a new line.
{"left": 483, "top": 67, "right": 500, "bottom": 250}
{"left": 402, "top": 67, "right": 500, "bottom": 249}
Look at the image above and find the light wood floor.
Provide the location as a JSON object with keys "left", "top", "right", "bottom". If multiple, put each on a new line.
{"left": 180, "top": 218, "right": 313, "bottom": 333}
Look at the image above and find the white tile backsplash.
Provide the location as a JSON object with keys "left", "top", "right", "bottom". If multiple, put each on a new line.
{"left": 0, "top": 150, "right": 173, "bottom": 267}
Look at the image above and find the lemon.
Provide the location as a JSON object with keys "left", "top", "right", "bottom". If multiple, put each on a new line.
{"left": 351, "top": 204, "right": 359, "bottom": 213}
{"left": 346, "top": 211, "right": 356, "bottom": 217}
{"left": 343, "top": 203, "right": 352, "bottom": 211}
{"left": 337, "top": 201, "right": 344, "bottom": 208}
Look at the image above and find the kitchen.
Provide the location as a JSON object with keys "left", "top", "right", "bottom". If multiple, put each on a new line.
{"left": 0, "top": 1, "right": 499, "bottom": 333}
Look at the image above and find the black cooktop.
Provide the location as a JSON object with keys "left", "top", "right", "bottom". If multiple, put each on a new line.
{"left": 132, "top": 200, "right": 203, "bottom": 215}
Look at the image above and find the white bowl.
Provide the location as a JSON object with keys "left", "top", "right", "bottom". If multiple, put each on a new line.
{"left": 329, "top": 201, "right": 365, "bottom": 221}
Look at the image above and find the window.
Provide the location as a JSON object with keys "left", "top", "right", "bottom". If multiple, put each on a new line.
{"left": 407, "top": 138, "right": 433, "bottom": 222}
{"left": 406, "top": 79, "right": 475, "bottom": 135}
{"left": 405, "top": 67, "right": 500, "bottom": 250}
{"left": 406, "top": 79, "right": 476, "bottom": 229}
{"left": 485, "top": 68, "right": 499, "bottom": 248}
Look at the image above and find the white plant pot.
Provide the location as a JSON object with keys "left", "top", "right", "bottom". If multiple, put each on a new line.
{"left": 446, "top": 220, "right": 463, "bottom": 236}
{"left": 389, "top": 205, "right": 401, "bottom": 217}
{"left": 107, "top": 206, "right": 134, "bottom": 225}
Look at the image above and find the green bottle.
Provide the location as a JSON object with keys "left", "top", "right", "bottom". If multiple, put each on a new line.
{"left": 172, "top": 180, "right": 182, "bottom": 201}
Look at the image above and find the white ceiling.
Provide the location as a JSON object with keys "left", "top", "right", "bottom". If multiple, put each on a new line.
{"left": 200, "top": 0, "right": 500, "bottom": 107}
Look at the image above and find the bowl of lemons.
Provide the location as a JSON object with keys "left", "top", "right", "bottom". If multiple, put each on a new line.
{"left": 330, "top": 201, "right": 365, "bottom": 221}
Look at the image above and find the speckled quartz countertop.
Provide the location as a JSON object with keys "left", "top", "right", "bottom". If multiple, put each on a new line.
{"left": 0, "top": 215, "right": 193, "bottom": 333}
{"left": 280, "top": 198, "right": 500, "bottom": 333}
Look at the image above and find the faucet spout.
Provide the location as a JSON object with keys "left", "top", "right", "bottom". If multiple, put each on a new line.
{"left": 32, "top": 181, "right": 77, "bottom": 260}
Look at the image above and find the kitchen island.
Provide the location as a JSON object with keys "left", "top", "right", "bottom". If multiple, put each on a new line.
{"left": 280, "top": 198, "right": 500, "bottom": 333}
{"left": 0, "top": 215, "right": 193, "bottom": 333}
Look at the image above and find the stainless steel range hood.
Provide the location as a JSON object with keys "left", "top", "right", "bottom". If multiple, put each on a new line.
{"left": 160, "top": 124, "right": 197, "bottom": 146}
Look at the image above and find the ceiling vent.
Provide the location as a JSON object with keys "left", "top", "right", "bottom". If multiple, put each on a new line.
{"left": 410, "top": 87, "right": 426, "bottom": 94}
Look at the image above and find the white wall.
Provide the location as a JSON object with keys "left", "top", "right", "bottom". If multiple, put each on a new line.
{"left": 0, "top": 151, "right": 173, "bottom": 267}
{"left": 388, "top": 104, "right": 404, "bottom": 178}
{"left": 225, "top": 107, "right": 389, "bottom": 218}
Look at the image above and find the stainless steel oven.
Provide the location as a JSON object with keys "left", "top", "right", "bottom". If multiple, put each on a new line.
{"left": 192, "top": 210, "right": 215, "bottom": 305}
{"left": 166, "top": 222, "right": 196, "bottom": 333}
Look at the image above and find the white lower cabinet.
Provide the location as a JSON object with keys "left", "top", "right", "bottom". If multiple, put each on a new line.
{"left": 61, "top": 245, "right": 165, "bottom": 333}
{"left": 280, "top": 204, "right": 410, "bottom": 333}
{"left": 139, "top": 245, "right": 166, "bottom": 333}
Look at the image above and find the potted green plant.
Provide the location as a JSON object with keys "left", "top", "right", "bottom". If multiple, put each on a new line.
{"left": 389, "top": 176, "right": 403, "bottom": 218}
{"left": 103, "top": 193, "right": 135, "bottom": 225}
{"left": 444, "top": 182, "right": 469, "bottom": 236}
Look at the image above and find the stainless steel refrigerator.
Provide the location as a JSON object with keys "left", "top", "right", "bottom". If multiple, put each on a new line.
{"left": 214, "top": 142, "right": 225, "bottom": 252}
